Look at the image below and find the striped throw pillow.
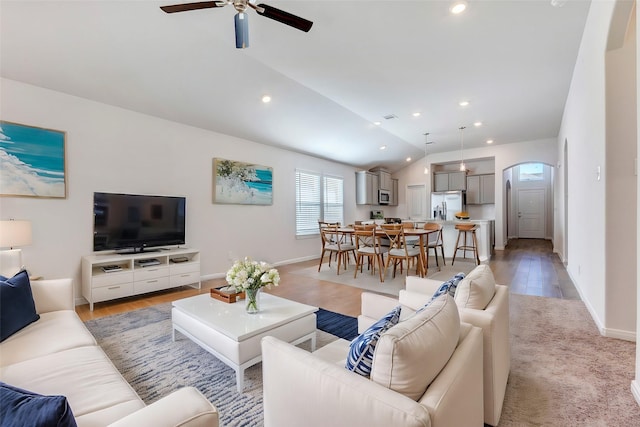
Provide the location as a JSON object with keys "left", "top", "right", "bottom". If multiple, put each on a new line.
{"left": 345, "top": 306, "right": 401, "bottom": 377}
{"left": 416, "top": 272, "right": 466, "bottom": 314}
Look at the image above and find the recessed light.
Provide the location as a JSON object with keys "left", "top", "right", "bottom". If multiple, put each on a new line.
{"left": 474, "top": 121, "right": 483, "bottom": 127}
{"left": 374, "top": 121, "right": 381, "bottom": 126}
{"left": 379, "top": 145, "right": 387, "bottom": 150}
{"left": 406, "top": 157, "right": 412, "bottom": 162}
{"left": 459, "top": 100, "right": 470, "bottom": 107}
{"left": 412, "top": 112, "right": 421, "bottom": 117}
{"left": 450, "top": 1, "right": 467, "bottom": 15}
{"left": 261, "top": 95, "right": 271, "bottom": 103}
{"left": 486, "top": 139, "right": 494, "bottom": 144}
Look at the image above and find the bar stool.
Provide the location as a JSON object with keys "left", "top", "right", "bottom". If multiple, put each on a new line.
{"left": 452, "top": 223, "right": 480, "bottom": 265}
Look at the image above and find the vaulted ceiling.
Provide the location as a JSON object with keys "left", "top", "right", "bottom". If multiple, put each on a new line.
{"left": 0, "top": 0, "right": 591, "bottom": 172}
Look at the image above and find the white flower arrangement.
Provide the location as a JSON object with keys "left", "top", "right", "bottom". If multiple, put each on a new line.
{"left": 225, "top": 257, "right": 280, "bottom": 292}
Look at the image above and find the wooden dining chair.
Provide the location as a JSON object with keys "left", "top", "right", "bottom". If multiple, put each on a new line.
{"left": 318, "top": 226, "right": 356, "bottom": 275}
{"left": 380, "top": 224, "right": 423, "bottom": 279}
{"left": 353, "top": 224, "right": 388, "bottom": 282}
{"left": 424, "top": 222, "right": 445, "bottom": 270}
{"left": 318, "top": 219, "right": 343, "bottom": 263}
{"left": 402, "top": 221, "right": 420, "bottom": 247}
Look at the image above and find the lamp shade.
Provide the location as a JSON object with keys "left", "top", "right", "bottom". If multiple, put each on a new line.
{"left": 0, "top": 220, "right": 32, "bottom": 248}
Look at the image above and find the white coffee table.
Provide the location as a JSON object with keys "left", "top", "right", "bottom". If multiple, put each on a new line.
{"left": 171, "top": 292, "right": 318, "bottom": 392}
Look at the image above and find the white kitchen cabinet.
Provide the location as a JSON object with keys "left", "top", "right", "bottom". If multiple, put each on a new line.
{"left": 467, "top": 174, "right": 495, "bottom": 204}
{"left": 448, "top": 171, "right": 467, "bottom": 191}
{"left": 434, "top": 171, "right": 467, "bottom": 192}
{"left": 390, "top": 178, "right": 398, "bottom": 206}
{"left": 378, "top": 171, "right": 392, "bottom": 191}
{"left": 356, "top": 171, "right": 378, "bottom": 205}
{"left": 434, "top": 173, "right": 449, "bottom": 192}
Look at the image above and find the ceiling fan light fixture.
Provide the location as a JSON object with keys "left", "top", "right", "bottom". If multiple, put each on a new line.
{"left": 234, "top": 12, "right": 249, "bottom": 48}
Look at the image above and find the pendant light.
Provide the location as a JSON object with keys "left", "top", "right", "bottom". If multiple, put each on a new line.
{"left": 423, "top": 132, "right": 430, "bottom": 175}
{"left": 459, "top": 126, "right": 466, "bottom": 172}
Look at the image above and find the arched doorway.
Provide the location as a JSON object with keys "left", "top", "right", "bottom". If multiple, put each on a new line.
{"left": 504, "top": 162, "right": 554, "bottom": 241}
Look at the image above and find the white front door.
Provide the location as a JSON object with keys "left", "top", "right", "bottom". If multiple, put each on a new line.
{"left": 517, "top": 189, "right": 545, "bottom": 238}
{"left": 407, "top": 184, "right": 426, "bottom": 219}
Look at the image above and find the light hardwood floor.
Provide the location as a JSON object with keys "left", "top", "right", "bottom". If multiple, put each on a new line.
{"left": 76, "top": 238, "right": 576, "bottom": 321}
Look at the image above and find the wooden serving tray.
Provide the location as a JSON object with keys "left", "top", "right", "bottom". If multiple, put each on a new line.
{"left": 210, "top": 286, "right": 245, "bottom": 303}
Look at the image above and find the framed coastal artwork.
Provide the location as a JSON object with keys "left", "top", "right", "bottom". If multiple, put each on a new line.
{"left": 0, "top": 121, "right": 67, "bottom": 198}
{"left": 213, "top": 158, "right": 273, "bottom": 205}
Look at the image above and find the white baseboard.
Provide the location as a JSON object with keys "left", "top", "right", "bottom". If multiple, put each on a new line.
{"left": 200, "top": 255, "right": 318, "bottom": 283}
{"left": 603, "top": 327, "right": 637, "bottom": 342}
{"left": 631, "top": 380, "right": 640, "bottom": 406}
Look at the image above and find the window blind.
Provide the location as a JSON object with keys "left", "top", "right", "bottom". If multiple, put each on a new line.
{"left": 295, "top": 170, "right": 344, "bottom": 237}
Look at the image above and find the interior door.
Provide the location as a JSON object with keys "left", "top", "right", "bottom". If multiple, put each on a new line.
{"left": 517, "top": 189, "right": 545, "bottom": 238}
{"left": 407, "top": 185, "right": 426, "bottom": 219}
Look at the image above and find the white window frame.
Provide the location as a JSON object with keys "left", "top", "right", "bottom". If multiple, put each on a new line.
{"left": 295, "top": 169, "right": 344, "bottom": 237}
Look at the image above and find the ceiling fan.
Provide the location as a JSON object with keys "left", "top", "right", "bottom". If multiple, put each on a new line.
{"left": 160, "top": 1, "right": 313, "bottom": 49}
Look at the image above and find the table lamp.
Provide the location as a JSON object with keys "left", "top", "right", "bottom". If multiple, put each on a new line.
{"left": 0, "top": 220, "right": 32, "bottom": 277}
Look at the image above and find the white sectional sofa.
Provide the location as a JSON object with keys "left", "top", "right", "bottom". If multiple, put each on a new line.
{"left": 358, "top": 264, "right": 510, "bottom": 426}
{"left": 0, "top": 276, "right": 218, "bottom": 427}
{"left": 262, "top": 293, "right": 484, "bottom": 427}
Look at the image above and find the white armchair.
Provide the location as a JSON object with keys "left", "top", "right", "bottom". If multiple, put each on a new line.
{"left": 262, "top": 294, "right": 484, "bottom": 427}
{"left": 404, "top": 265, "right": 510, "bottom": 427}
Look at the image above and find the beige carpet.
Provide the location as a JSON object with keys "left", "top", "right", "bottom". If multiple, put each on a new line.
{"left": 291, "top": 257, "right": 479, "bottom": 296}
{"left": 500, "top": 294, "right": 640, "bottom": 426}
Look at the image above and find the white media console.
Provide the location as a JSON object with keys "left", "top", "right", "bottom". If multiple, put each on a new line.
{"left": 81, "top": 248, "right": 201, "bottom": 311}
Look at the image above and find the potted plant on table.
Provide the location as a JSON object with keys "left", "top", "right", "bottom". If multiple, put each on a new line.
{"left": 226, "top": 257, "right": 280, "bottom": 314}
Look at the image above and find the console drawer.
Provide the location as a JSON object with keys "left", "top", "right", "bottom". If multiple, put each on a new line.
{"left": 93, "top": 282, "right": 134, "bottom": 302}
{"left": 134, "top": 276, "right": 171, "bottom": 294}
{"left": 93, "top": 271, "right": 134, "bottom": 288}
{"left": 170, "top": 262, "right": 200, "bottom": 276}
{"left": 134, "top": 266, "right": 169, "bottom": 282}
{"left": 170, "top": 270, "right": 201, "bottom": 287}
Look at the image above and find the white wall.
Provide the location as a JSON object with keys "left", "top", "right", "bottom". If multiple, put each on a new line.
{"left": 605, "top": 3, "right": 637, "bottom": 337}
{"left": 0, "top": 78, "right": 373, "bottom": 302}
{"left": 391, "top": 138, "right": 557, "bottom": 251}
{"left": 557, "top": 0, "right": 638, "bottom": 341}
{"left": 556, "top": 1, "right": 614, "bottom": 334}
{"left": 636, "top": 0, "right": 640, "bottom": 404}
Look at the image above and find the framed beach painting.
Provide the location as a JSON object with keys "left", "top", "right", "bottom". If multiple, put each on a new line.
{"left": 213, "top": 158, "right": 273, "bottom": 205}
{"left": 0, "top": 121, "right": 67, "bottom": 198}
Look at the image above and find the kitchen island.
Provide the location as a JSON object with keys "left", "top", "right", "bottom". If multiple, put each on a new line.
{"left": 412, "top": 219, "right": 494, "bottom": 263}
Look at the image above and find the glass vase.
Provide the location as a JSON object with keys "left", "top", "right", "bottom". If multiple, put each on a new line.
{"left": 245, "top": 288, "right": 260, "bottom": 314}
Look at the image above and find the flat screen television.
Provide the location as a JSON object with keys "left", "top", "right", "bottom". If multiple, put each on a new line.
{"left": 93, "top": 192, "right": 186, "bottom": 253}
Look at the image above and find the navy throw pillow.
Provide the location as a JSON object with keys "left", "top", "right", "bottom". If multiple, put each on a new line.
{"left": 0, "top": 270, "right": 40, "bottom": 342}
{"left": 0, "top": 382, "right": 77, "bottom": 427}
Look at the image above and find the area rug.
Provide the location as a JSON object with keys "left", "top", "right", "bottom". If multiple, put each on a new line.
{"left": 316, "top": 308, "right": 358, "bottom": 340}
{"left": 84, "top": 304, "right": 351, "bottom": 427}
{"left": 290, "top": 258, "right": 478, "bottom": 296}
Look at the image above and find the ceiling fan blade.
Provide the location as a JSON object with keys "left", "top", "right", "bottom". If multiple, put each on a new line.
{"left": 256, "top": 3, "right": 313, "bottom": 32}
{"left": 160, "top": 1, "right": 224, "bottom": 14}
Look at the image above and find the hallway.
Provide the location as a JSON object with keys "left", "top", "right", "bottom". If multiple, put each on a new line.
{"left": 490, "top": 238, "right": 580, "bottom": 300}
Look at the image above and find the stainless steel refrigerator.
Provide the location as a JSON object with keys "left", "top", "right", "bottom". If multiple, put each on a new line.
{"left": 431, "top": 191, "right": 466, "bottom": 220}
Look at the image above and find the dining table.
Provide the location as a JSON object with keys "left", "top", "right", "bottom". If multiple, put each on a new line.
{"left": 337, "top": 226, "right": 438, "bottom": 278}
